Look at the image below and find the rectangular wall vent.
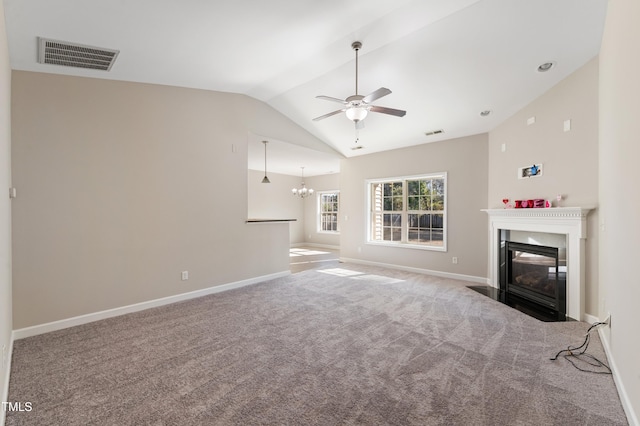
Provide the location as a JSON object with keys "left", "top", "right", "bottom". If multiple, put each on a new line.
{"left": 38, "top": 37, "right": 119, "bottom": 71}
{"left": 425, "top": 129, "right": 444, "bottom": 136}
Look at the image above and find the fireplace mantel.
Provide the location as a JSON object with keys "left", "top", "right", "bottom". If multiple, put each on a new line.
{"left": 482, "top": 207, "right": 594, "bottom": 320}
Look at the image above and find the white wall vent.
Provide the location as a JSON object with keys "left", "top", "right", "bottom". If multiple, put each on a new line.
{"left": 37, "top": 37, "right": 119, "bottom": 71}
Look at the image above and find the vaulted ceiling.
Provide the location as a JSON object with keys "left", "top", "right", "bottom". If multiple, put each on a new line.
{"left": 4, "top": 0, "right": 607, "bottom": 175}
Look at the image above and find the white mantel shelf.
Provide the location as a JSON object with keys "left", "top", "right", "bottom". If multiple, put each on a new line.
{"left": 482, "top": 206, "right": 593, "bottom": 217}
{"left": 482, "top": 206, "right": 595, "bottom": 321}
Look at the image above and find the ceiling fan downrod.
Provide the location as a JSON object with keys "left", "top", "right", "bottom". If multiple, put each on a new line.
{"left": 352, "top": 41, "right": 362, "bottom": 96}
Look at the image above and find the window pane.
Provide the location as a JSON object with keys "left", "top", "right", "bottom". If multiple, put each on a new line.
{"left": 432, "top": 214, "right": 444, "bottom": 228}
{"left": 420, "top": 214, "right": 430, "bottom": 228}
{"left": 393, "top": 182, "right": 402, "bottom": 195}
{"left": 421, "top": 196, "right": 431, "bottom": 210}
{"left": 432, "top": 194, "right": 444, "bottom": 211}
{"left": 392, "top": 228, "right": 402, "bottom": 241}
{"left": 434, "top": 179, "right": 445, "bottom": 195}
{"left": 393, "top": 196, "right": 403, "bottom": 211}
{"left": 408, "top": 196, "right": 419, "bottom": 210}
{"left": 383, "top": 183, "right": 393, "bottom": 196}
{"left": 408, "top": 180, "right": 419, "bottom": 196}
{"left": 391, "top": 214, "right": 401, "bottom": 226}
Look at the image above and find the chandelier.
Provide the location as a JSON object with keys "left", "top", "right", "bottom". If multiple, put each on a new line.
{"left": 292, "top": 167, "right": 314, "bottom": 198}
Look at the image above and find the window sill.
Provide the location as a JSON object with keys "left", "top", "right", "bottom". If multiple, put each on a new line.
{"left": 317, "top": 231, "right": 340, "bottom": 235}
{"left": 366, "top": 241, "right": 446, "bottom": 252}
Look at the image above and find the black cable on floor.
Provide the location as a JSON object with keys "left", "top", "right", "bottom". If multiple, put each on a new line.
{"left": 549, "top": 321, "right": 612, "bottom": 374}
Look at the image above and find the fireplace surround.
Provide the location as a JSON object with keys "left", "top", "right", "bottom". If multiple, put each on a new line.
{"left": 483, "top": 207, "right": 593, "bottom": 321}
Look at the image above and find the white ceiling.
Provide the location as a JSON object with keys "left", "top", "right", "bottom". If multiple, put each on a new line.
{"left": 4, "top": 0, "right": 608, "bottom": 176}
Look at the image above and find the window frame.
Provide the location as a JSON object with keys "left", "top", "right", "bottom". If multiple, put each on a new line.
{"left": 365, "top": 172, "right": 447, "bottom": 252}
{"left": 317, "top": 190, "right": 340, "bottom": 234}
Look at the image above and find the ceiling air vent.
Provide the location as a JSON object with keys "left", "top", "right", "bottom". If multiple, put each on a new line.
{"left": 37, "top": 37, "right": 119, "bottom": 71}
{"left": 425, "top": 129, "right": 444, "bottom": 137}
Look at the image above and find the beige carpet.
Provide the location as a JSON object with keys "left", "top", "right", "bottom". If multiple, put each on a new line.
{"left": 7, "top": 264, "right": 628, "bottom": 425}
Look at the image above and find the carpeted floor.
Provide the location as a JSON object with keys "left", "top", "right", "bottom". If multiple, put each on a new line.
{"left": 6, "top": 264, "right": 628, "bottom": 425}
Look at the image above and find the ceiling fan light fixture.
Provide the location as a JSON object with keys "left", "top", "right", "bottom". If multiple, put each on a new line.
{"left": 345, "top": 107, "right": 368, "bottom": 122}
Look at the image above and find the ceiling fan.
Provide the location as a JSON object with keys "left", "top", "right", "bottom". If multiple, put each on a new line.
{"left": 313, "top": 41, "right": 406, "bottom": 129}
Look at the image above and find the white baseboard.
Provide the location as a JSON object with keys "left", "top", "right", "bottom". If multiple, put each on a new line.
{"left": 13, "top": 270, "right": 290, "bottom": 341}
{"left": 291, "top": 242, "right": 340, "bottom": 251}
{"left": 598, "top": 327, "right": 639, "bottom": 426}
{"left": 339, "top": 257, "right": 489, "bottom": 284}
{"left": 583, "top": 313, "right": 600, "bottom": 324}
{"left": 1, "top": 334, "right": 14, "bottom": 426}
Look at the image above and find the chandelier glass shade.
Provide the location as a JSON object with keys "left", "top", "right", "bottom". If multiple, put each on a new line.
{"left": 292, "top": 167, "right": 314, "bottom": 198}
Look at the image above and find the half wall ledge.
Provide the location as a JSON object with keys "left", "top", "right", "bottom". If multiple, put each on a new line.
{"left": 246, "top": 219, "right": 297, "bottom": 223}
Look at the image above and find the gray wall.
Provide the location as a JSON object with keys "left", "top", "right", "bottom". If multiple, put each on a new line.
{"left": 599, "top": 0, "right": 640, "bottom": 420}
{"left": 10, "top": 71, "right": 326, "bottom": 329}
{"left": 487, "top": 57, "right": 600, "bottom": 316}
{"left": 0, "top": 0, "right": 13, "bottom": 408}
{"left": 339, "top": 134, "right": 489, "bottom": 280}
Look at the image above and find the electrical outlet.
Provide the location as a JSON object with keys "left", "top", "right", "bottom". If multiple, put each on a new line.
{"left": 181, "top": 271, "right": 189, "bottom": 281}
{"left": 452, "top": 257, "right": 458, "bottom": 264}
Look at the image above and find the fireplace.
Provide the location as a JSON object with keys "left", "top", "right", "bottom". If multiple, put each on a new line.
{"left": 483, "top": 207, "right": 593, "bottom": 321}
{"left": 499, "top": 234, "right": 567, "bottom": 320}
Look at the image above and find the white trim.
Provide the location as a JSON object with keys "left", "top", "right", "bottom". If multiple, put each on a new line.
{"left": 340, "top": 257, "right": 488, "bottom": 284}
{"left": 583, "top": 313, "right": 600, "bottom": 325}
{"left": 291, "top": 242, "right": 340, "bottom": 251}
{"left": 1, "top": 334, "right": 14, "bottom": 426}
{"left": 598, "top": 327, "right": 639, "bottom": 426}
{"left": 365, "top": 240, "right": 446, "bottom": 252}
{"left": 13, "top": 271, "right": 290, "bottom": 340}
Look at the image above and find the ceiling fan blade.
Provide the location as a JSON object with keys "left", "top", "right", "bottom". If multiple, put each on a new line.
{"left": 370, "top": 105, "right": 407, "bottom": 117}
{"left": 312, "top": 109, "right": 346, "bottom": 121}
{"left": 316, "top": 95, "right": 348, "bottom": 104}
{"left": 362, "top": 87, "right": 391, "bottom": 104}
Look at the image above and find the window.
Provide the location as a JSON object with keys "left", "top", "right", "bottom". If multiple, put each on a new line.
{"left": 368, "top": 173, "right": 446, "bottom": 250}
{"left": 318, "top": 191, "right": 339, "bottom": 233}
